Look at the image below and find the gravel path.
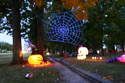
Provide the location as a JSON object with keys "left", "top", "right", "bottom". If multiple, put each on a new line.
{"left": 54, "top": 62, "right": 89, "bottom": 83}
{"left": 48, "top": 57, "right": 90, "bottom": 83}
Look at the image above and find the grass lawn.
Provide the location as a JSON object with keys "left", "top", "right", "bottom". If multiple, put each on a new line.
{"left": 0, "top": 53, "right": 62, "bottom": 83}
{"left": 64, "top": 53, "right": 125, "bottom": 83}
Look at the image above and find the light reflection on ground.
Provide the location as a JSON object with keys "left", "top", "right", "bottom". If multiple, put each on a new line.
{"left": 26, "top": 61, "right": 53, "bottom": 68}
{"left": 84, "top": 59, "right": 105, "bottom": 62}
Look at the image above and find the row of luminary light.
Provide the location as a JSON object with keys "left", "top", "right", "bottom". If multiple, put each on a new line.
{"left": 92, "top": 57, "right": 102, "bottom": 60}
{"left": 76, "top": 45, "right": 103, "bottom": 60}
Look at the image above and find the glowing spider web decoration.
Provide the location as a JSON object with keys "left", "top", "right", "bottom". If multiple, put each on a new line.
{"left": 43, "top": 11, "right": 86, "bottom": 45}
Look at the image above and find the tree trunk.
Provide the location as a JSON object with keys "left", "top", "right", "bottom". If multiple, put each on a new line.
{"left": 121, "top": 40, "right": 125, "bottom": 52}
{"left": 112, "top": 44, "right": 115, "bottom": 54}
{"left": 100, "top": 40, "right": 104, "bottom": 55}
{"left": 37, "top": 9, "right": 43, "bottom": 54}
{"left": 59, "top": 42, "right": 63, "bottom": 56}
{"left": 11, "top": 0, "right": 24, "bottom": 64}
{"left": 100, "top": 26, "right": 104, "bottom": 55}
{"left": 37, "top": 17, "right": 43, "bottom": 55}
{"left": 86, "top": 40, "right": 97, "bottom": 54}
{"left": 36, "top": 7, "right": 47, "bottom": 61}
{"left": 92, "top": 38, "right": 98, "bottom": 54}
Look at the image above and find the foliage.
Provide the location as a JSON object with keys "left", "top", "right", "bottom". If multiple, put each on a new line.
{"left": 32, "top": 0, "right": 44, "bottom": 7}
{"left": 0, "top": 0, "right": 124, "bottom": 55}
{"left": 61, "top": 0, "right": 99, "bottom": 20}
{"left": 0, "top": 42, "right": 12, "bottom": 51}
{"left": 84, "top": 0, "right": 125, "bottom": 52}
{"left": 0, "top": 0, "right": 12, "bottom": 34}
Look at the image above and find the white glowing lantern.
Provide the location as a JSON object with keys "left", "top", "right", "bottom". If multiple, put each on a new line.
{"left": 46, "top": 52, "right": 50, "bottom": 55}
{"left": 77, "top": 46, "right": 88, "bottom": 60}
{"left": 100, "top": 57, "right": 102, "bottom": 60}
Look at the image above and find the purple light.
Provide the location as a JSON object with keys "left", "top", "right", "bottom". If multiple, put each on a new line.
{"left": 43, "top": 11, "right": 86, "bottom": 45}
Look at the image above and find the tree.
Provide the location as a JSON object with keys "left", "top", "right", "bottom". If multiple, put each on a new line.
{"left": 26, "top": 0, "right": 45, "bottom": 55}
{"left": 103, "top": 0, "right": 125, "bottom": 53}
{"left": 84, "top": 0, "right": 125, "bottom": 54}
{"left": 0, "top": 0, "right": 24, "bottom": 64}
{"left": 61, "top": 0, "right": 99, "bottom": 20}
{"left": 0, "top": 0, "right": 12, "bottom": 34}
{"left": 11, "top": 0, "right": 24, "bottom": 64}
{"left": 0, "top": 42, "right": 12, "bottom": 52}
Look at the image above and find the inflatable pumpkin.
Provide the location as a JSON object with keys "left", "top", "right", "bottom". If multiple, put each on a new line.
{"left": 28, "top": 54, "right": 43, "bottom": 65}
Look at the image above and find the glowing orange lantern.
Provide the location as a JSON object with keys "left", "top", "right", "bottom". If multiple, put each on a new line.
{"left": 28, "top": 54, "right": 43, "bottom": 65}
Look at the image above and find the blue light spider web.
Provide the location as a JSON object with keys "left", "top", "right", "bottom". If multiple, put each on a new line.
{"left": 43, "top": 11, "right": 86, "bottom": 45}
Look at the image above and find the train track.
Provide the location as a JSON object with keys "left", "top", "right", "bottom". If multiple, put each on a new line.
{"left": 48, "top": 56, "right": 112, "bottom": 83}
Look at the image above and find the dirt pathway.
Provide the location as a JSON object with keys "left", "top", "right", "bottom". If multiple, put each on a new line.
{"left": 48, "top": 57, "right": 90, "bottom": 83}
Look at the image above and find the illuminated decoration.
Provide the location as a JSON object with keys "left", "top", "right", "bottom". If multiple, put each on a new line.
{"left": 19, "top": 52, "right": 23, "bottom": 58}
{"left": 27, "top": 41, "right": 52, "bottom": 67}
{"left": 28, "top": 41, "right": 36, "bottom": 49}
{"left": 77, "top": 46, "right": 88, "bottom": 60}
{"left": 64, "top": 54, "right": 69, "bottom": 58}
{"left": 117, "top": 53, "right": 125, "bottom": 63}
{"left": 46, "top": 52, "right": 50, "bottom": 55}
{"left": 28, "top": 54, "right": 43, "bottom": 65}
{"left": 100, "top": 57, "right": 102, "bottom": 60}
{"left": 92, "top": 57, "right": 102, "bottom": 60}
{"left": 57, "top": 52, "right": 60, "bottom": 55}
{"left": 27, "top": 61, "right": 51, "bottom": 67}
{"left": 106, "top": 53, "right": 125, "bottom": 63}
{"left": 92, "top": 57, "right": 94, "bottom": 59}
{"left": 27, "top": 54, "right": 51, "bottom": 67}
{"left": 43, "top": 11, "right": 86, "bottom": 45}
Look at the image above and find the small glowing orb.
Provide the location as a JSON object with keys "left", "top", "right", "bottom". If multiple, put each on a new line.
{"left": 46, "top": 52, "right": 50, "bottom": 55}
{"left": 100, "top": 57, "right": 102, "bottom": 60}
{"left": 77, "top": 46, "right": 88, "bottom": 60}
{"left": 105, "top": 14, "right": 108, "bottom": 17}
{"left": 97, "top": 50, "right": 100, "bottom": 54}
{"left": 92, "top": 57, "right": 94, "bottom": 59}
{"left": 28, "top": 54, "right": 43, "bottom": 65}
{"left": 57, "top": 52, "right": 60, "bottom": 55}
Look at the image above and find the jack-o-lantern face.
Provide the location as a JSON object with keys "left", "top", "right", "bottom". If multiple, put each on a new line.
{"left": 28, "top": 54, "right": 43, "bottom": 65}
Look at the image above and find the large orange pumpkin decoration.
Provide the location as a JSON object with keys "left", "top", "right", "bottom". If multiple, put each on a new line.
{"left": 28, "top": 54, "right": 43, "bottom": 65}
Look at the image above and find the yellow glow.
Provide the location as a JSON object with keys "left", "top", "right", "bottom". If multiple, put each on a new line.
{"left": 28, "top": 54, "right": 43, "bottom": 65}
{"left": 57, "top": 52, "right": 60, "bottom": 55}
{"left": 77, "top": 55, "right": 86, "bottom": 60}
{"left": 27, "top": 61, "right": 52, "bottom": 67}
{"left": 46, "top": 52, "right": 50, "bottom": 55}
